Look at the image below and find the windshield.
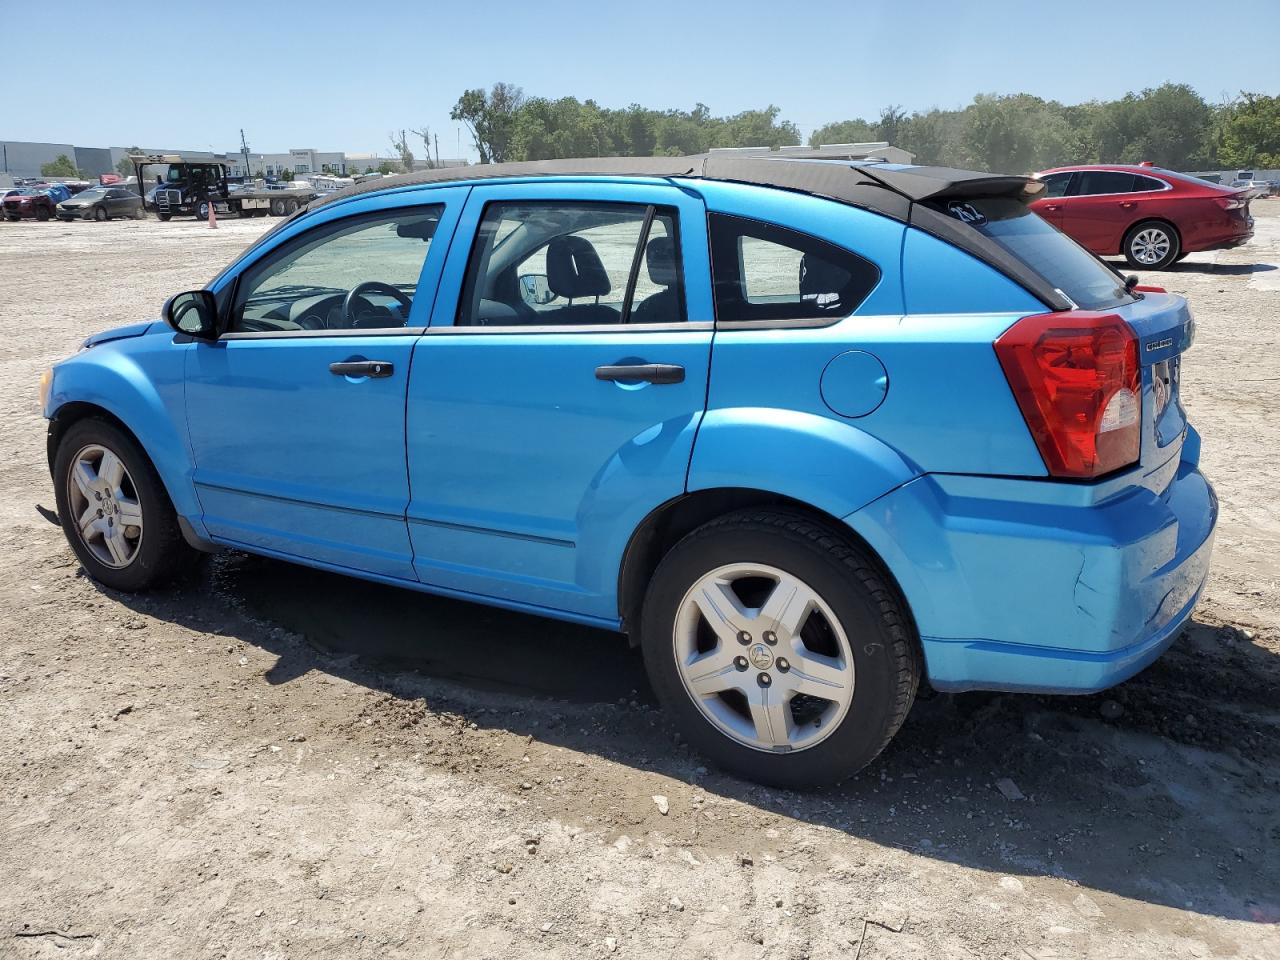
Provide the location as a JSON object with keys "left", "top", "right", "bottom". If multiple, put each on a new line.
{"left": 947, "top": 197, "right": 1134, "bottom": 310}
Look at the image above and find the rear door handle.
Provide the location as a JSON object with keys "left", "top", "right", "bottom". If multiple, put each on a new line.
{"left": 329, "top": 360, "right": 394, "bottom": 378}
{"left": 1043, "top": 203, "right": 1062, "bottom": 211}
{"left": 595, "top": 363, "right": 685, "bottom": 385}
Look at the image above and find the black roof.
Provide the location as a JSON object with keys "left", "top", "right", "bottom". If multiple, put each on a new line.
{"left": 284, "top": 155, "right": 1067, "bottom": 311}
{"left": 305, "top": 154, "right": 1042, "bottom": 217}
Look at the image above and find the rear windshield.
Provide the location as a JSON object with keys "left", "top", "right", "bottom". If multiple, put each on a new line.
{"left": 946, "top": 196, "right": 1134, "bottom": 310}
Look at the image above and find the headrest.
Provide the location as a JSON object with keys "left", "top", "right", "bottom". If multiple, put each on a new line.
{"left": 547, "top": 235, "right": 611, "bottom": 299}
{"left": 799, "top": 253, "right": 851, "bottom": 299}
{"left": 646, "top": 236, "right": 677, "bottom": 286}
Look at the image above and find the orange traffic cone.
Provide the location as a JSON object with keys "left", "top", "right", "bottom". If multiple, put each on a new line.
{"left": 207, "top": 198, "right": 217, "bottom": 229}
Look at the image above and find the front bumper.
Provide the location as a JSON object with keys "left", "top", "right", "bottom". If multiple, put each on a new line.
{"left": 846, "top": 437, "right": 1217, "bottom": 694}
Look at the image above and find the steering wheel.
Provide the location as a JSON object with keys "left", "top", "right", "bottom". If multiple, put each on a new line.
{"left": 343, "top": 281, "right": 414, "bottom": 328}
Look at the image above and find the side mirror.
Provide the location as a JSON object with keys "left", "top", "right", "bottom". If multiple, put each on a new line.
{"left": 162, "top": 290, "right": 219, "bottom": 340}
{"left": 518, "top": 273, "right": 557, "bottom": 306}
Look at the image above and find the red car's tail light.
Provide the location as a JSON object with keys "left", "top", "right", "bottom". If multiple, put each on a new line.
{"left": 995, "top": 312, "right": 1141, "bottom": 479}
{"left": 1216, "top": 196, "right": 1245, "bottom": 210}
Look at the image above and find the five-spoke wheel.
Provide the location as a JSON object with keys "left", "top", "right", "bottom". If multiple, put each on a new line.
{"left": 641, "top": 510, "right": 920, "bottom": 788}
{"left": 674, "top": 563, "right": 854, "bottom": 753}
{"left": 66, "top": 443, "right": 144, "bottom": 568}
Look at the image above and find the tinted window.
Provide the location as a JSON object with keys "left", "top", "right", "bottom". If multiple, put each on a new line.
{"left": 233, "top": 206, "right": 442, "bottom": 333}
{"left": 1039, "top": 172, "right": 1073, "bottom": 197}
{"left": 709, "top": 214, "right": 879, "bottom": 323}
{"left": 1132, "top": 175, "right": 1168, "bottom": 193}
{"left": 1074, "top": 171, "right": 1136, "bottom": 196}
{"left": 954, "top": 197, "right": 1133, "bottom": 310}
{"left": 457, "top": 202, "right": 684, "bottom": 327}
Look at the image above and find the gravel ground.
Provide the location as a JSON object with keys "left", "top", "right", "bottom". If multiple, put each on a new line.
{"left": 0, "top": 207, "right": 1277, "bottom": 960}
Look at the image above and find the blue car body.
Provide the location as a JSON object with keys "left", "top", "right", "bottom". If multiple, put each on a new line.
{"left": 44, "top": 161, "right": 1216, "bottom": 696}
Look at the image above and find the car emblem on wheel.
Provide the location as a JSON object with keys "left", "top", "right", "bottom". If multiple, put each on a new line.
{"left": 748, "top": 643, "right": 775, "bottom": 670}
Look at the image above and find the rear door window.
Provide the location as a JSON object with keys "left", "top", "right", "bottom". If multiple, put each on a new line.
{"left": 709, "top": 214, "right": 879, "bottom": 323}
{"left": 945, "top": 197, "right": 1134, "bottom": 310}
{"left": 1073, "top": 171, "right": 1137, "bottom": 196}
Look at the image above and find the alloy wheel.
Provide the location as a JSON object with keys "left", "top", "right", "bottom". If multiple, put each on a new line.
{"left": 673, "top": 563, "right": 855, "bottom": 753}
{"left": 1130, "top": 227, "right": 1171, "bottom": 266}
{"left": 66, "top": 444, "right": 144, "bottom": 568}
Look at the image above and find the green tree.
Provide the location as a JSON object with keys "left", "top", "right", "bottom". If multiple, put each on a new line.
{"left": 377, "top": 161, "right": 396, "bottom": 175}
{"left": 116, "top": 147, "right": 142, "bottom": 177}
{"left": 1217, "top": 93, "right": 1280, "bottom": 168}
{"left": 1093, "top": 84, "right": 1211, "bottom": 168}
{"left": 808, "top": 117, "right": 877, "bottom": 147}
{"left": 389, "top": 129, "right": 415, "bottom": 172}
{"left": 41, "top": 154, "right": 82, "bottom": 178}
{"left": 451, "top": 82, "right": 526, "bottom": 163}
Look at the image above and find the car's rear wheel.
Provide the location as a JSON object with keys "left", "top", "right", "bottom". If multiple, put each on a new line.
{"left": 35, "top": 207, "right": 50, "bottom": 221}
{"left": 94, "top": 206, "right": 108, "bottom": 222}
{"left": 53, "top": 419, "right": 197, "bottom": 591}
{"left": 640, "top": 510, "right": 920, "bottom": 788}
{"left": 1123, "top": 220, "right": 1180, "bottom": 270}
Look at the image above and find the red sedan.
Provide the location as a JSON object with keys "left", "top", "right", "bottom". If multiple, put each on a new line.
{"left": 1030, "top": 164, "right": 1254, "bottom": 270}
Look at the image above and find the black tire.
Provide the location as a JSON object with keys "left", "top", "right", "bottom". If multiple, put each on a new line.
{"left": 1123, "top": 220, "right": 1180, "bottom": 270}
{"left": 197, "top": 201, "right": 210, "bottom": 219}
{"left": 270, "top": 198, "right": 286, "bottom": 216}
{"left": 639, "top": 509, "right": 920, "bottom": 789}
{"left": 1175, "top": 251, "right": 1189, "bottom": 262}
{"left": 157, "top": 211, "right": 172, "bottom": 222}
{"left": 94, "top": 205, "right": 108, "bottom": 222}
{"left": 35, "top": 206, "right": 50, "bottom": 221}
{"left": 284, "top": 199, "right": 298, "bottom": 214}
{"left": 53, "top": 418, "right": 197, "bottom": 592}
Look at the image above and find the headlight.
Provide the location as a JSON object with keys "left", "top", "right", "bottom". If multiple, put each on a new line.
{"left": 38, "top": 369, "right": 52, "bottom": 415}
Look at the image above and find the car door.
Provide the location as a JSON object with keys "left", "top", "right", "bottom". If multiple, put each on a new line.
{"left": 1060, "top": 170, "right": 1139, "bottom": 254}
{"left": 187, "top": 190, "right": 466, "bottom": 578}
{"left": 105, "top": 189, "right": 125, "bottom": 217}
{"left": 405, "top": 181, "right": 714, "bottom": 623}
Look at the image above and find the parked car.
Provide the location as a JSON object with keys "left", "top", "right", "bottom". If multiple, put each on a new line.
{"left": 3, "top": 184, "right": 69, "bottom": 221}
{"left": 57, "top": 186, "right": 145, "bottom": 221}
{"left": 1030, "top": 164, "right": 1254, "bottom": 269}
{"left": 40, "top": 157, "right": 1215, "bottom": 787}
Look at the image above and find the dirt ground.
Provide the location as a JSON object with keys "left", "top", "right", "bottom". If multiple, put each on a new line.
{"left": 1, "top": 205, "right": 1277, "bottom": 960}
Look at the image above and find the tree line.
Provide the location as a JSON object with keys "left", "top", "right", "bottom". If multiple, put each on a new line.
{"left": 423, "top": 83, "right": 1279, "bottom": 174}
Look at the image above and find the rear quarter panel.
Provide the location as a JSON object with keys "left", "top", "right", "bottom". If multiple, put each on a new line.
{"left": 689, "top": 183, "right": 1049, "bottom": 520}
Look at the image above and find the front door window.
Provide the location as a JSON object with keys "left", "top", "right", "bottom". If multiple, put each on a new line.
{"left": 232, "top": 207, "right": 443, "bottom": 333}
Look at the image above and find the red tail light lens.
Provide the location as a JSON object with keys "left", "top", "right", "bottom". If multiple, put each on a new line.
{"left": 995, "top": 312, "right": 1141, "bottom": 479}
{"left": 1216, "top": 196, "right": 1245, "bottom": 210}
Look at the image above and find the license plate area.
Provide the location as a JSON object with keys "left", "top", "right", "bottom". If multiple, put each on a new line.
{"left": 1152, "top": 355, "right": 1185, "bottom": 448}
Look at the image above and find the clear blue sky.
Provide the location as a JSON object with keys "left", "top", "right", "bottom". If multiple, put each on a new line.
{"left": 3, "top": 0, "right": 1276, "bottom": 160}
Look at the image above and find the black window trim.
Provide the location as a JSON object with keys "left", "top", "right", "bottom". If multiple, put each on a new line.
{"left": 707, "top": 212, "right": 882, "bottom": 330}
{"left": 450, "top": 198, "right": 689, "bottom": 333}
{"left": 221, "top": 203, "right": 446, "bottom": 340}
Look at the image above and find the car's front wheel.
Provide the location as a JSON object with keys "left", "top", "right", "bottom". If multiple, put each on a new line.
{"left": 640, "top": 510, "right": 920, "bottom": 788}
{"left": 1123, "top": 220, "right": 1180, "bottom": 270}
{"left": 53, "top": 419, "right": 197, "bottom": 591}
{"left": 94, "top": 206, "right": 108, "bottom": 222}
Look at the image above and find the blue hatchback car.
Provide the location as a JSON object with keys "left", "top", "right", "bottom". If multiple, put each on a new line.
{"left": 41, "top": 155, "right": 1216, "bottom": 786}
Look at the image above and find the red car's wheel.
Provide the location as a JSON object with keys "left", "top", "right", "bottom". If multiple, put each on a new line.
{"left": 1123, "top": 220, "right": 1180, "bottom": 270}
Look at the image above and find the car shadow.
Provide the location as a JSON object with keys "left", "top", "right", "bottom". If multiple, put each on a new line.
{"left": 1167, "top": 262, "right": 1277, "bottom": 276}
{"left": 103, "top": 551, "right": 1280, "bottom": 928}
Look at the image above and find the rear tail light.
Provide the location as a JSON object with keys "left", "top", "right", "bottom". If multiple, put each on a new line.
{"left": 995, "top": 312, "right": 1141, "bottom": 479}
{"left": 1216, "top": 196, "right": 1245, "bottom": 210}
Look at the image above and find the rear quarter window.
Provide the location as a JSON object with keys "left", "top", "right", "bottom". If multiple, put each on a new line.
{"left": 943, "top": 197, "right": 1134, "bottom": 311}
{"left": 709, "top": 214, "right": 880, "bottom": 323}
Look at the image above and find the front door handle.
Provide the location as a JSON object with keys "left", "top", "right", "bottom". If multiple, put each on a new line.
{"left": 595, "top": 363, "right": 685, "bottom": 385}
{"left": 1043, "top": 203, "right": 1062, "bottom": 211}
{"left": 329, "top": 360, "right": 394, "bottom": 378}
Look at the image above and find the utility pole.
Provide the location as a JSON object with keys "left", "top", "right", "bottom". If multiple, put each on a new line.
{"left": 240, "top": 128, "right": 251, "bottom": 180}
{"left": 434, "top": 133, "right": 440, "bottom": 167}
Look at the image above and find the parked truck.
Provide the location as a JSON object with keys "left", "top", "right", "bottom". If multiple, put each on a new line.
{"left": 129, "top": 154, "right": 315, "bottom": 220}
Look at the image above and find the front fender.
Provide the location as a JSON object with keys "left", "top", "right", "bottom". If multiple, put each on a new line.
{"left": 687, "top": 407, "right": 919, "bottom": 518}
{"left": 47, "top": 335, "right": 199, "bottom": 519}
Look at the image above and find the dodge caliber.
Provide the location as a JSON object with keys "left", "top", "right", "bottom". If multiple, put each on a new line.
{"left": 40, "top": 156, "right": 1217, "bottom": 787}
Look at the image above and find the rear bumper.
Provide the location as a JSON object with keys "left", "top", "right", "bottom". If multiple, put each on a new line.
{"left": 845, "top": 438, "right": 1217, "bottom": 694}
